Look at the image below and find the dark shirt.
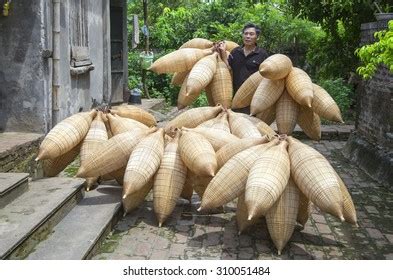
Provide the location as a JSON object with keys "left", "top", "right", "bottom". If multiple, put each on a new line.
{"left": 228, "top": 45, "right": 269, "bottom": 94}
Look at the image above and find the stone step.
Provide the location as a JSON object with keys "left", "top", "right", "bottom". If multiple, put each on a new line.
{"left": 270, "top": 123, "right": 354, "bottom": 140}
{"left": 26, "top": 184, "right": 123, "bottom": 260}
{"left": 0, "top": 132, "right": 44, "bottom": 177}
{"left": 0, "top": 177, "right": 85, "bottom": 259}
{"left": 0, "top": 173, "right": 29, "bottom": 208}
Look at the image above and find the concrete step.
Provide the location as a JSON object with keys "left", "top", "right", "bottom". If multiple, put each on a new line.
{"left": 0, "top": 177, "right": 85, "bottom": 259}
{"left": 0, "top": 173, "right": 29, "bottom": 208}
{"left": 26, "top": 184, "right": 123, "bottom": 260}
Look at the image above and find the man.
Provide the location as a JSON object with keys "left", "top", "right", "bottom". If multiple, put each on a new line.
{"left": 217, "top": 23, "right": 269, "bottom": 114}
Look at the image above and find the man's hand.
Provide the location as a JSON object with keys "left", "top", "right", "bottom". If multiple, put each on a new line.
{"left": 217, "top": 41, "right": 228, "bottom": 61}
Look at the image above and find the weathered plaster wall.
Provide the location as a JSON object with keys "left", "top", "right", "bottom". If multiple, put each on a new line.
{"left": 0, "top": 0, "right": 51, "bottom": 133}
{"left": 0, "top": 0, "right": 111, "bottom": 133}
{"left": 57, "top": 0, "right": 111, "bottom": 123}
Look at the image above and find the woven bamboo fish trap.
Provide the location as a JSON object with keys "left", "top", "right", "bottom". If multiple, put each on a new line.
{"left": 109, "top": 166, "right": 126, "bottom": 186}
{"left": 76, "top": 128, "right": 153, "bottom": 178}
{"left": 179, "top": 38, "right": 214, "bottom": 49}
{"left": 245, "top": 141, "right": 290, "bottom": 219}
{"left": 36, "top": 110, "right": 96, "bottom": 161}
{"left": 297, "top": 189, "right": 312, "bottom": 228}
{"left": 250, "top": 78, "right": 285, "bottom": 116}
{"left": 285, "top": 67, "right": 314, "bottom": 107}
{"left": 227, "top": 110, "right": 261, "bottom": 138}
{"left": 232, "top": 72, "right": 263, "bottom": 109}
{"left": 242, "top": 114, "right": 263, "bottom": 125}
{"left": 183, "top": 127, "right": 239, "bottom": 151}
{"left": 100, "top": 172, "right": 114, "bottom": 182}
{"left": 80, "top": 112, "right": 108, "bottom": 161}
{"left": 225, "top": 40, "right": 239, "bottom": 52}
{"left": 102, "top": 113, "right": 113, "bottom": 139}
{"left": 196, "top": 116, "right": 217, "bottom": 129}
{"left": 186, "top": 53, "right": 218, "bottom": 97}
{"left": 265, "top": 178, "right": 299, "bottom": 255}
{"left": 255, "top": 121, "right": 276, "bottom": 139}
{"left": 199, "top": 140, "right": 279, "bottom": 210}
{"left": 204, "top": 83, "right": 216, "bottom": 107}
{"left": 171, "top": 71, "right": 190, "bottom": 86}
{"left": 123, "top": 179, "right": 153, "bottom": 214}
{"left": 210, "top": 60, "right": 233, "bottom": 109}
{"left": 179, "top": 130, "right": 217, "bottom": 177}
{"left": 148, "top": 48, "right": 213, "bottom": 74}
{"left": 177, "top": 73, "right": 199, "bottom": 110}
{"left": 312, "top": 84, "right": 344, "bottom": 123}
{"left": 297, "top": 106, "right": 321, "bottom": 141}
{"left": 259, "top": 54, "right": 293, "bottom": 80}
{"left": 111, "top": 105, "right": 157, "bottom": 127}
{"left": 216, "top": 136, "right": 268, "bottom": 169}
{"left": 123, "top": 129, "right": 165, "bottom": 197}
{"left": 165, "top": 105, "right": 222, "bottom": 133}
{"left": 186, "top": 171, "right": 213, "bottom": 199}
{"left": 79, "top": 112, "right": 108, "bottom": 191}
{"left": 256, "top": 105, "right": 276, "bottom": 125}
{"left": 335, "top": 172, "right": 357, "bottom": 226}
{"left": 153, "top": 131, "right": 187, "bottom": 227}
{"left": 236, "top": 193, "right": 259, "bottom": 234}
{"left": 197, "top": 112, "right": 230, "bottom": 133}
{"left": 42, "top": 143, "right": 81, "bottom": 177}
{"left": 108, "top": 113, "right": 148, "bottom": 135}
{"left": 180, "top": 182, "right": 194, "bottom": 201}
{"left": 276, "top": 90, "right": 299, "bottom": 135}
{"left": 287, "top": 137, "right": 344, "bottom": 220}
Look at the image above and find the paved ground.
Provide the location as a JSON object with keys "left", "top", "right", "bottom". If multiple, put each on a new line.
{"left": 93, "top": 140, "right": 393, "bottom": 260}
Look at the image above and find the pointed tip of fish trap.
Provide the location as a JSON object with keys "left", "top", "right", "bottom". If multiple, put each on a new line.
{"left": 339, "top": 215, "right": 345, "bottom": 222}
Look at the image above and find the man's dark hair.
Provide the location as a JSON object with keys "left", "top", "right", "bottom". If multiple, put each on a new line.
{"left": 242, "top": 23, "right": 261, "bottom": 36}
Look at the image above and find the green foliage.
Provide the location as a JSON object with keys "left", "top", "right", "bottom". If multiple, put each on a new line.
{"left": 286, "top": 0, "right": 392, "bottom": 79}
{"left": 148, "top": 1, "right": 324, "bottom": 58}
{"left": 355, "top": 20, "right": 393, "bottom": 79}
{"left": 191, "top": 93, "right": 209, "bottom": 108}
{"left": 318, "top": 78, "right": 354, "bottom": 120}
{"left": 127, "top": 50, "right": 179, "bottom": 105}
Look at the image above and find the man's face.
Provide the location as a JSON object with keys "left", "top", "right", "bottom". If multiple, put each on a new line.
{"left": 242, "top": 27, "right": 258, "bottom": 47}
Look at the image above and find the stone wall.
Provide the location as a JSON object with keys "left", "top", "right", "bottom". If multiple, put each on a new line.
{"left": 343, "top": 18, "right": 393, "bottom": 187}
{"left": 356, "top": 66, "right": 393, "bottom": 147}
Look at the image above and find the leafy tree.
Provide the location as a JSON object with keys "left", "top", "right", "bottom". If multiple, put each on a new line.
{"left": 355, "top": 20, "right": 393, "bottom": 79}
{"left": 286, "top": 0, "right": 392, "bottom": 79}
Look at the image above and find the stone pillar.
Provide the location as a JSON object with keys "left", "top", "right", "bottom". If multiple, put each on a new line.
{"left": 343, "top": 17, "right": 393, "bottom": 187}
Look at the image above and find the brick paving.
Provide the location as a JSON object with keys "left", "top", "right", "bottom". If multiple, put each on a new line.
{"left": 93, "top": 139, "right": 393, "bottom": 260}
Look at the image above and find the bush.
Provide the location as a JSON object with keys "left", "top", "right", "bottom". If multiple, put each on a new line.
{"left": 128, "top": 50, "right": 180, "bottom": 105}
{"left": 317, "top": 78, "right": 355, "bottom": 121}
